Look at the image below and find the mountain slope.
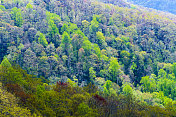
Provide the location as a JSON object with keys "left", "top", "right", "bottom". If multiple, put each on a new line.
{"left": 1, "top": 0, "right": 176, "bottom": 84}
{"left": 127, "top": 0, "right": 176, "bottom": 14}
{"left": 1, "top": 0, "right": 176, "bottom": 115}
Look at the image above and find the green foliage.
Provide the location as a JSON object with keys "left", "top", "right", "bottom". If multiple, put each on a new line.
{"left": 0, "top": 82, "right": 32, "bottom": 116}
{"left": 89, "top": 17, "right": 99, "bottom": 33}
{"left": 36, "top": 85, "right": 45, "bottom": 97}
{"left": 26, "top": 3, "right": 33, "bottom": 9}
{"left": 11, "top": 7, "right": 23, "bottom": 27}
{"left": 140, "top": 76, "right": 156, "bottom": 92}
{"left": 15, "top": 11, "right": 23, "bottom": 27}
{"left": 108, "top": 57, "right": 120, "bottom": 82}
{"left": 75, "top": 99, "right": 98, "bottom": 116}
{"left": 0, "top": 57, "right": 12, "bottom": 68}
{"left": 61, "top": 23, "right": 68, "bottom": 34}
{"left": 82, "top": 20, "right": 89, "bottom": 34}
{"left": 103, "top": 80, "right": 113, "bottom": 95}
{"left": 96, "top": 31, "right": 106, "bottom": 48}
{"left": 68, "top": 22, "right": 78, "bottom": 34}
{"left": 77, "top": 102, "right": 89, "bottom": 113}
{"left": 1, "top": 0, "right": 176, "bottom": 116}
{"left": 61, "top": 31, "right": 71, "bottom": 55}
{"left": 46, "top": 11, "right": 61, "bottom": 23}
{"left": 104, "top": 80, "right": 112, "bottom": 90}
{"left": 130, "top": 62, "right": 137, "bottom": 70}
{"left": 0, "top": 5, "right": 5, "bottom": 11}
{"left": 61, "top": 22, "right": 77, "bottom": 35}
{"left": 89, "top": 67, "right": 96, "bottom": 82}
{"left": 67, "top": 78, "right": 77, "bottom": 87}
{"left": 18, "top": 43, "right": 24, "bottom": 50}
{"left": 82, "top": 39, "right": 92, "bottom": 55}
{"left": 47, "top": 19, "right": 59, "bottom": 39}
{"left": 1, "top": 64, "right": 176, "bottom": 117}
{"left": 0, "top": 67, "right": 23, "bottom": 85}
{"left": 11, "top": 7, "right": 18, "bottom": 20}
{"left": 158, "top": 69, "right": 167, "bottom": 79}
{"left": 140, "top": 67, "right": 176, "bottom": 100}
{"left": 93, "top": 44, "right": 102, "bottom": 59}
{"left": 123, "top": 83, "right": 133, "bottom": 96}
{"left": 172, "top": 63, "right": 176, "bottom": 77}
{"left": 120, "top": 36, "right": 129, "bottom": 42}
{"left": 38, "top": 33, "right": 48, "bottom": 47}
{"left": 120, "top": 50, "right": 130, "bottom": 70}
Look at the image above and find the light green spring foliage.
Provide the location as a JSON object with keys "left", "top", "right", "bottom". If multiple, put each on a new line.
{"left": 15, "top": 11, "right": 23, "bottom": 27}
{"left": 103, "top": 80, "right": 112, "bottom": 95}
{"left": 158, "top": 69, "right": 167, "bottom": 79}
{"left": 120, "top": 50, "right": 130, "bottom": 65}
{"left": 11, "top": 7, "right": 18, "bottom": 20}
{"left": 120, "top": 35, "right": 129, "bottom": 42}
{"left": 152, "top": 91, "right": 176, "bottom": 108}
{"left": 140, "top": 67, "right": 176, "bottom": 101}
{"left": 172, "top": 63, "right": 176, "bottom": 77}
{"left": 46, "top": 11, "right": 61, "bottom": 22}
{"left": 26, "top": 3, "right": 33, "bottom": 9}
{"left": 68, "top": 22, "right": 78, "bottom": 34}
{"left": 61, "top": 31, "right": 71, "bottom": 48}
{"left": 61, "top": 23, "right": 68, "bottom": 34}
{"left": 18, "top": 43, "right": 24, "bottom": 50}
{"left": 103, "top": 80, "right": 118, "bottom": 96}
{"left": 38, "top": 33, "right": 48, "bottom": 47}
{"left": 140, "top": 76, "right": 156, "bottom": 92}
{"left": 130, "top": 62, "right": 137, "bottom": 70}
{"left": 108, "top": 57, "right": 120, "bottom": 82}
{"left": 89, "top": 16, "right": 99, "bottom": 33}
{"left": 96, "top": 31, "right": 105, "bottom": 46}
{"left": 61, "top": 31, "right": 71, "bottom": 55}
{"left": 67, "top": 78, "right": 77, "bottom": 87}
{"left": 123, "top": 83, "right": 133, "bottom": 95}
{"left": 48, "top": 19, "right": 59, "bottom": 38}
{"left": 61, "top": 23, "right": 78, "bottom": 34}
{"left": 0, "top": 57, "right": 12, "bottom": 68}
{"left": 82, "top": 39, "right": 92, "bottom": 55}
{"left": 0, "top": 5, "right": 5, "bottom": 11}
{"left": 104, "top": 80, "right": 112, "bottom": 90}
{"left": 1, "top": 0, "right": 176, "bottom": 115}
{"left": 89, "top": 67, "right": 96, "bottom": 82}
{"left": 11, "top": 7, "right": 23, "bottom": 27}
{"left": 26, "top": 3, "right": 33, "bottom": 13}
{"left": 93, "top": 44, "right": 102, "bottom": 59}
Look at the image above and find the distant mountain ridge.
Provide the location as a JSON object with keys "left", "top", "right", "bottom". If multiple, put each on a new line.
{"left": 127, "top": 0, "right": 176, "bottom": 14}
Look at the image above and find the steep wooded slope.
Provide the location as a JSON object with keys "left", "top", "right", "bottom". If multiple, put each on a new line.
{"left": 127, "top": 0, "right": 176, "bottom": 14}
{"left": 1, "top": 0, "right": 176, "bottom": 116}
{"left": 1, "top": 0, "right": 176, "bottom": 85}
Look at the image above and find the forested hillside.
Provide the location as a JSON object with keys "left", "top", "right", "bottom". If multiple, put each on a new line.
{"left": 1, "top": 0, "right": 176, "bottom": 116}
{"left": 127, "top": 0, "right": 176, "bottom": 14}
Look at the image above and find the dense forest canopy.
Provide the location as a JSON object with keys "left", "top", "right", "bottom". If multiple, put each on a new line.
{"left": 0, "top": 0, "right": 176, "bottom": 116}
{"left": 127, "top": 0, "right": 176, "bottom": 14}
